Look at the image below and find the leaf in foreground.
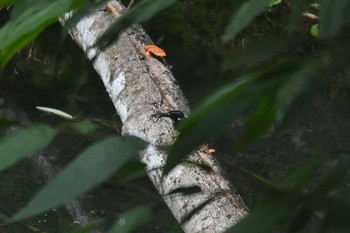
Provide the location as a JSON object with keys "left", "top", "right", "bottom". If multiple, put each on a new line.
{"left": 164, "top": 64, "right": 297, "bottom": 174}
{"left": 0, "top": 125, "right": 56, "bottom": 172}
{"left": 234, "top": 88, "right": 278, "bottom": 149}
{"left": 225, "top": 198, "right": 289, "bottom": 233}
{"left": 222, "top": 0, "right": 271, "bottom": 42}
{"left": 70, "top": 217, "right": 106, "bottom": 233}
{"left": 0, "top": 0, "right": 84, "bottom": 68}
{"left": 70, "top": 120, "right": 96, "bottom": 134}
{"left": 11, "top": 136, "right": 146, "bottom": 222}
{"left": 287, "top": 0, "right": 313, "bottom": 32}
{"left": 164, "top": 73, "right": 259, "bottom": 174}
{"left": 0, "top": 117, "right": 17, "bottom": 129}
{"left": 107, "top": 206, "right": 151, "bottom": 233}
{"left": 222, "top": 34, "right": 297, "bottom": 70}
{"left": 0, "top": 0, "right": 15, "bottom": 8}
{"left": 319, "top": 0, "right": 350, "bottom": 39}
{"left": 96, "top": 0, "right": 176, "bottom": 48}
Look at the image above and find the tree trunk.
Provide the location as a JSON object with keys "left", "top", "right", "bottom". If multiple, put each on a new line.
{"left": 61, "top": 1, "right": 248, "bottom": 232}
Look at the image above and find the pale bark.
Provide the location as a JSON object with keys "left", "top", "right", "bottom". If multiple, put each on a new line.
{"left": 61, "top": 1, "right": 249, "bottom": 232}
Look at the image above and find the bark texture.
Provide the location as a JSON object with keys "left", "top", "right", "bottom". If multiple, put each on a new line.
{"left": 61, "top": 1, "right": 249, "bottom": 232}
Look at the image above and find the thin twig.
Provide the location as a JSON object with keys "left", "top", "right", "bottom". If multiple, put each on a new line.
{"left": 127, "top": 0, "right": 135, "bottom": 9}
{"left": 302, "top": 12, "right": 319, "bottom": 20}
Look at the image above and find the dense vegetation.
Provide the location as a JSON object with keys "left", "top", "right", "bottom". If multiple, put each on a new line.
{"left": 1, "top": 0, "right": 350, "bottom": 232}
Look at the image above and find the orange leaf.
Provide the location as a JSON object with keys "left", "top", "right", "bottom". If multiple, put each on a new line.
{"left": 208, "top": 148, "right": 216, "bottom": 153}
{"left": 144, "top": 45, "right": 166, "bottom": 57}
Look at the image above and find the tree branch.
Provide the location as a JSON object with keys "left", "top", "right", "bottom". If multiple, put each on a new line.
{"left": 61, "top": 1, "right": 248, "bottom": 232}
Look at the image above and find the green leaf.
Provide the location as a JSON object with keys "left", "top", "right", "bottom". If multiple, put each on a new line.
{"left": 323, "top": 199, "right": 350, "bottom": 229}
{"left": 63, "top": 0, "right": 109, "bottom": 32}
{"left": 225, "top": 198, "right": 288, "bottom": 233}
{"left": 11, "top": 136, "right": 146, "bottom": 222}
{"left": 234, "top": 88, "right": 278, "bottom": 149}
{"left": 312, "top": 155, "right": 350, "bottom": 195}
{"left": 0, "top": 117, "right": 17, "bottom": 129}
{"left": 274, "top": 62, "right": 317, "bottom": 127}
{"left": 0, "top": 0, "right": 85, "bottom": 68}
{"left": 164, "top": 73, "right": 257, "bottom": 173}
{"left": 165, "top": 62, "right": 306, "bottom": 174}
{"left": 288, "top": 0, "right": 313, "bottom": 32}
{"left": 222, "top": 0, "right": 271, "bottom": 42}
{"left": 274, "top": 155, "right": 327, "bottom": 191}
{"left": 310, "top": 23, "right": 319, "bottom": 38}
{"left": 223, "top": 34, "right": 297, "bottom": 70}
{"left": 276, "top": 48, "right": 350, "bottom": 129}
{"left": 0, "top": 125, "right": 56, "bottom": 172}
{"left": 58, "top": 120, "right": 97, "bottom": 134}
{"left": 319, "top": 0, "right": 350, "bottom": 39}
{"left": 114, "top": 161, "right": 146, "bottom": 184}
{"left": 269, "top": 0, "right": 281, "bottom": 7}
{"left": 310, "top": 3, "right": 320, "bottom": 9}
{"left": 70, "top": 217, "right": 106, "bottom": 233}
{"left": 69, "top": 120, "right": 96, "bottom": 134}
{"left": 107, "top": 206, "right": 151, "bottom": 233}
{"left": 0, "top": 0, "right": 17, "bottom": 7}
{"left": 96, "top": 0, "right": 176, "bottom": 48}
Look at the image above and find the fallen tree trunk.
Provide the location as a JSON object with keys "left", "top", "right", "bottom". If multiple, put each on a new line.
{"left": 61, "top": 1, "right": 248, "bottom": 232}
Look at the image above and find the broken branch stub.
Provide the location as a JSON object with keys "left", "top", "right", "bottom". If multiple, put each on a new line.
{"left": 61, "top": 1, "right": 248, "bottom": 232}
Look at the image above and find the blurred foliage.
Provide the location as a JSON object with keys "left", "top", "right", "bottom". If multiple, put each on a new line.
{"left": 0, "top": 125, "right": 56, "bottom": 171}
{"left": 0, "top": 0, "right": 83, "bottom": 68}
{"left": 97, "top": 0, "right": 177, "bottom": 48}
{"left": 1, "top": 0, "right": 350, "bottom": 232}
{"left": 11, "top": 135, "right": 146, "bottom": 222}
{"left": 106, "top": 205, "right": 151, "bottom": 233}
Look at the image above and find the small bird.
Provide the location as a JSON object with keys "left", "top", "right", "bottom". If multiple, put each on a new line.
{"left": 151, "top": 110, "right": 185, "bottom": 123}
